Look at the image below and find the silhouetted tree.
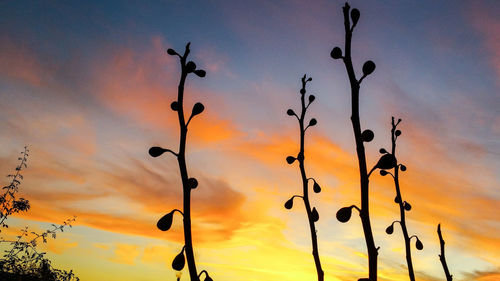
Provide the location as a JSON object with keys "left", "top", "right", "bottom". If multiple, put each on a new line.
{"left": 0, "top": 147, "right": 78, "bottom": 281}
{"left": 148, "top": 43, "right": 212, "bottom": 281}
{"left": 379, "top": 117, "right": 423, "bottom": 281}
{"left": 330, "top": 3, "right": 382, "bottom": 280}
{"left": 284, "top": 75, "right": 324, "bottom": 281}
{"left": 437, "top": 224, "right": 453, "bottom": 281}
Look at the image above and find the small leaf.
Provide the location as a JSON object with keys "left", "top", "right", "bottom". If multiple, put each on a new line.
{"left": 188, "top": 178, "right": 198, "bottom": 189}
{"left": 171, "top": 101, "right": 179, "bottom": 111}
{"left": 400, "top": 165, "right": 407, "bottom": 172}
{"left": 284, "top": 198, "right": 294, "bottom": 210}
{"left": 286, "top": 156, "right": 296, "bottom": 164}
{"left": 385, "top": 224, "right": 394, "bottom": 235}
{"left": 192, "top": 102, "right": 205, "bottom": 116}
{"left": 309, "top": 118, "right": 317, "bottom": 127}
{"left": 149, "top": 147, "right": 166, "bottom": 157}
{"left": 379, "top": 170, "right": 388, "bottom": 176}
{"left": 167, "top": 48, "right": 176, "bottom": 56}
{"left": 404, "top": 201, "right": 412, "bottom": 211}
{"left": 308, "top": 95, "right": 315, "bottom": 103}
{"left": 362, "top": 60, "right": 376, "bottom": 76}
{"left": 287, "top": 109, "right": 295, "bottom": 116}
{"left": 194, "top": 69, "right": 206, "bottom": 77}
{"left": 330, "top": 47, "right": 342, "bottom": 59}
{"left": 415, "top": 238, "right": 423, "bottom": 250}
{"left": 311, "top": 207, "right": 319, "bottom": 222}
{"left": 361, "top": 129, "right": 374, "bottom": 142}
{"left": 172, "top": 247, "right": 185, "bottom": 271}
{"left": 336, "top": 206, "right": 352, "bottom": 223}
{"left": 375, "top": 153, "right": 397, "bottom": 169}
{"left": 313, "top": 181, "right": 321, "bottom": 193}
{"left": 395, "top": 130, "right": 401, "bottom": 137}
{"left": 186, "top": 61, "right": 196, "bottom": 73}
{"left": 157, "top": 211, "right": 174, "bottom": 231}
{"left": 351, "top": 8, "right": 360, "bottom": 24}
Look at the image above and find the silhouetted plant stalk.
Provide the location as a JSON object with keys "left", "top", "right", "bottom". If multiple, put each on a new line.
{"left": 284, "top": 75, "right": 324, "bottom": 281}
{"left": 379, "top": 117, "right": 423, "bottom": 281}
{"left": 330, "top": 3, "right": 379, "bottom": 280}
{"left": 149, "top": 43, "right": 211, "bottom": 281}
{"left": 437, "top": 224, "right": 453, "bottom": 281}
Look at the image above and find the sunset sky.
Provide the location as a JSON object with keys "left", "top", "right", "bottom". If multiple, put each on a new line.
{"left": 0, "top": 0, "right": 499, "bottom": 280}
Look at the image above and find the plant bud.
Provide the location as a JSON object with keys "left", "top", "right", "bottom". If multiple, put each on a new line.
{"left": 415, "top": 238, "right": 423, "bottom": 250}
{"left": 188, "top": 178, "right": 198, "bottom": 189}
{"left": 351, "top": 8, "right": 360, "bottom": 24}
{"left": 336, "top": 206, "right": 352, "bottom": 223}
{"left": 361, "top": 129, "right": 374, "bottom": 142}
{"left": 284, "top": 198, "right": 294, "bottom": 209}
{"left": 309, "top": 118, "right": 317, "bottom": 127}
{"left": 191, "top": 102, "right": 205, "bottom": 116}
{"left": 157, "top": 211, "right": 174, "bottom": 231}
{"left": 379, "top": 148, "right": 387, "bottom": 154}
{"left": 404, "top": 201, "right": 412, "bottom": 211}
{"left": 308, "top": 95, "right": 315, "bottom": 103}
{"left": 300, "top": 88, "right": 306, "bottom": 95}
{"left": 394, "top": 196, "right": 401, "bottom": 204}
{"left": 380, "top": 170, "right": 388, "bottom": 176}
{"left": 194, "top": 69, "right": 206, "bottom": 77}
{"left": 313, "top": 181, "right": 321, "bottom": 193}
{"left": 395, "top": 130, "right": 401, "bottom": 136}
{"left": 286, "top": 156, "right": 296, "bottom": 164}
{"left": 186, "top": 61, "right": 196, "bottom": 73}
{"left": 171, "top": 101, "right": 179, "bottom": 111}
{"left": 330, "top": 47, "right": 342, "bottom": 59}
{"left": 400, "top": 164, "right": 407, "bottom": 171}
{"left": 172, "top": 248, "right": 185, "bottom": 271}
{"left": 167, "top": 48, "right": 176, "bottom": 56}
{"left": 311, "top": 207, "right": 319, "bottom": 222}
{"left": 362, "top": 60, "right": 376, "bottom": 76}
{"left": 149, "top": 147, "right": 167, "bottom": 157}
{"left": 385, "top": 224, "right": 394, "bottom": 234}
{"left": 375, "top": 153, "right": 397, "bottom": 169}
{"left": 287, "top": 109, "right": 295, "bottom": 116}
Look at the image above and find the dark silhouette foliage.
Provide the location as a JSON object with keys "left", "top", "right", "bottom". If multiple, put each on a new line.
{"left": 0, "top": 147, "right": 78, "bottom": 281}
{"left": 379, "top": 117, "right": 423, "bottom": 281}
{"left": 330, "top": 3, "right": 379, "bottom": 280}
{"left": 284, "top": 75, "right": 324, "bottom": 281}
{"left": 148, "top": 43, "right": 212, "bottom": 281}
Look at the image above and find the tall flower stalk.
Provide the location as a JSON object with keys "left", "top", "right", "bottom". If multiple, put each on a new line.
{"left": 330, "top": 3, "right": 379, "bottom": 280}
{"left": 437, "top": 224, "right": 453, "bottom": 281}
{"left": 284, "top": 75, "right": 324, "bottom": 281}
{"left": 149, "top": 43, "right": 212, "bottom": 281}
{"left": 380, "top": 117, "right": 423, "bottom": 281}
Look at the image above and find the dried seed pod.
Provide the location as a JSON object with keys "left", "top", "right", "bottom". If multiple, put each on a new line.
{"left": 284, "top": 198, "right": 294, "bottom": 209}
{"left": 286, "top": 156, "right": 296, "bottom": 164}
{"left": 395, "top": 130, "right": 401, "bottom": 137}
{"left": 194, "top": 69, "right": 206, "bottom": 77}
{"left": 172, "top": 247, "right": 185, "bottom": 271}
{"left": 313, "top": 181, "right": 321, "bottom": 193}
{"left": 362, "top": 60, "right": 376, "bottom": 76}
{"left": 308, "top": 95, "right": 315, "bottom": 103}
{"left": 385, "top": 224, "right": 394, "bottom": 234}
{"left": 157, "top": 211, "right": 174, "bottom": 231}
{"left": 171, "top": 101, "right": 179, "bottom": 111}
{"left": 330, "top": 47, "right": 342, "bottom": 59}
{"left": 287, "top": 109, "right": 295, "bottom": 116}
{"left": 191, "top": 102, "right": 205, "bottom": 116}
{"left": 400, "top": 164, "right": 407, "bottom": 171}
{"left": 309, "top": 118, "right": 317, "bottom": 127}
{"left": 380, "top": 170, "right": 388, "bottom": 176}
{"left": 336, "top": 206, "right": 352, "bottom": 223}
{"left": 379, "top": 148, "right": 388, "bottom": 154}
{"left": 167, "top": 48, "right": 176, "bottom": 56}
{"left": 149, "top": 147, "right": 167, "bottom": 157}
{"left": 375, "top": 153, "right": 397, "bottom": 169}
{"left": 351, "top": 8, "right": 360, "bottom": 24}
{"left": 415, "top": 238, "right": 423, "bottom": 250}
{"left": 186, "top": 61, "right": 196, "bottom": 73}
{"left": 361, "top": 129, "right": 374, "bottom": 142}
{"left": 311, "top": 207, "right": 319, "bottom": 222}
{"left": 188, "top": 178, "right": 198, "bottom": 189}
{"left": 300, "top": 88, "right": 306, "bottom": 95}
{"left": 404, "top": 201, "right": 412, "bottom": 211}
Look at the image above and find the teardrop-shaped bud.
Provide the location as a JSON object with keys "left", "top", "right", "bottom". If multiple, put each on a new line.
{"left": 194, "top": 69, "right": 206, "bottom": 78}
{"left": 307, "top": 77, "right": 312, "bottom": 82}
{"left": 149, "top": 147, "right": 167, "bottom": 157}
{"left": 330, "top": 47, "right": 342, "bottom": 59}
{"left": 309, "top": 118, "right": 317, "bottom": 127}
{"left": 172, "top": 248, "right": 185, "bottom": 271}
{"left": 385, "top": 224, "right": 394, "bottom": 235}
{"left": 191, "top": 102, "right": 205, "bottom": 116}
{"left": 394, "top": 196, "right": 401, "bottom": 204}
{"left": 311, "top": 207, "right": 319, "bottom": 222}
{"left": 188, "top": 178, "right": 198, "bottom": 189}
{"left": 287, "top": 109, "right": 295, "bottom": 116}
{"left": 361, "top": 129, "right": 374, "bottom": 142}
{"left": 286, "top": 156, "right": 296, "bottom": 164}
{"left": 157, "top": 211, "right": 174, "bottom": 231}
{"left": 167, "top": 48, "right": 177, "bottom": 56}
{"left": 351, "top": 8, "right": 360, "bottom": 24}
{"left": 284, "top": 198, "right": 294, "bottom": 209}
{"left": 415, "top": 238, "right": 423, "bottom": 250}
{"left": 186, "top": 61, "right": 196, "bottom": 73}
{"left": 395, "top": 130, "right": 401, "bottom": 137}
{"left": 171, "top": 101, "right": 179, "bottom": 111}
{"left": 375, "top": 153, "right": 397, "bottom": 169}
{"left": 404, "top": 201, "right": 412, "bottom": 211}
{"left": 400, "top": 164, "right": 407, "bottom": 171}
{"left": 362, "top": 60, "right": 376, "bottom": 76}
{"left": 308, "top": 95, "right": 315, "bottom": 103}
{"left": 380, "top": 170, "right": 388, "bottom": 176}
{"left": 300, "top": 88, "right": 306, "bottom": 95}
{"left": 313, "top": 181, "right": 321, "bottom": 193}
{"left": 379, "top": 148, "right": 388, "bottom": 154}
{"left": 336, "top": 206, "right": 352, "bottom": 223}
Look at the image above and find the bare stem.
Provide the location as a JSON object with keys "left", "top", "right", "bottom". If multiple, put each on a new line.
{"left": 438, "top": 224, "right": 453, "bottom": 281}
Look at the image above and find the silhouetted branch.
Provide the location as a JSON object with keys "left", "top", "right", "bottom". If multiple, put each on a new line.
{"left": 331, "top": 3, "right": 378, "bottom": 279}
{"left": 284, "top": 74, "right": 324, "bottom": 281}
{"left": 149, "top": 42, "right": 207, "bottom": 281}
{"left": 437, "top": 224, "right": 453, "bottom": 281}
